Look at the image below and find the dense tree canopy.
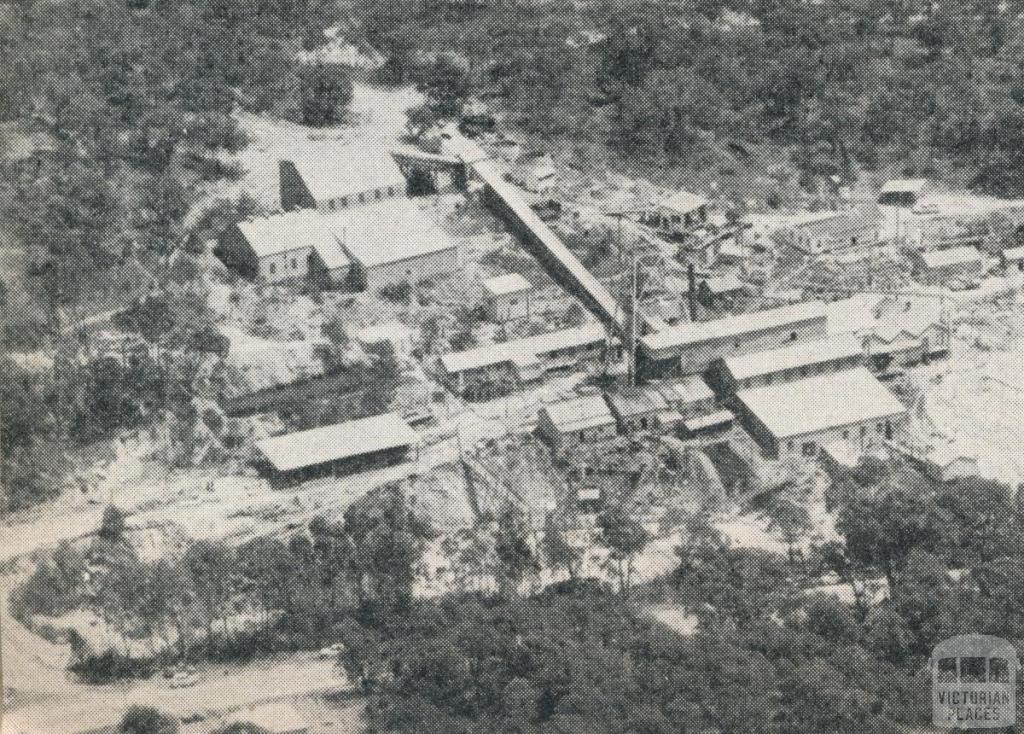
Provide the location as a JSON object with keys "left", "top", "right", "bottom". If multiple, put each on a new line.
{"left": 358, "top": 0, "right": 1024, "bottom": 194}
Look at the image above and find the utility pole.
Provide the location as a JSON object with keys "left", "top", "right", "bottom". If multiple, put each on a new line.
{"left": 629, "top": 249, "right": 639, "bottom": 387}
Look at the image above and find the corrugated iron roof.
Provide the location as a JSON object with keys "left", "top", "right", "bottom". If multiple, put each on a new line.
{"left": 284, "top": 153, "right": 405, "bottom": 202}
{"left": 917, "top": 245, "right": 982, "bottom": 269}
{"left": 325, "top": 199, "right": 457, "bottom": 268}
{"left": 736, "top": 367, "right": 906, "bottom": 439}
{"left": 541, "top": 394, "right": 615, "bottom": 432}
{"left": 441, "top": 323, "right": 608, "bottom": 374}
{"left": 256, "top": 412, "right": 418, "bottom": 472}
{"left": 641, "top": 301, "right": 827, "bottom": 353}
{"left": 722, "top": 333, "right": 863, "bottom": 381}
{"left": 483, "top": 273, "right": 532, "bottom": 296}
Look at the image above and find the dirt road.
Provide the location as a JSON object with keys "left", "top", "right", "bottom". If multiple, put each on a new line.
{"left": 3, "top": 654, "right": 350, "bottom": 734}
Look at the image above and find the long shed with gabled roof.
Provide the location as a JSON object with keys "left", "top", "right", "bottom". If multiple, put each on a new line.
{"left": 734, "top": 367, "right": 907, "bottom": 459}
{"left": 256, "top": 412, "right": 419, "bottom": 484}
{"left": 280, "top": 154, "right": 407, "bottom": 213}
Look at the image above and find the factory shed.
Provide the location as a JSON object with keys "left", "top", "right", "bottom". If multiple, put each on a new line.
{"left": 639, "top": 301, "right": 828, "bottom": 377}
{"left": 711, "top": 333, "right": 864, "bottom": 393}
{"left": 734, "top": 367, "right": 907, "bottom": 459}
{"left": 256, "top": 413, "right": 419, "bottom": 484}
{"left": 537, "top": 395, "right": 618, "bottom": 454}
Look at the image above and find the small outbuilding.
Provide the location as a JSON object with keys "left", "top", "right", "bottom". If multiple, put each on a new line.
{"left": 1001, "top": 245, "right": 1024, "bottom": 271}
{"left": 641, "top": 191, "right": 709, "bottom": 237}
{"left": 256, "top": 413, "right": 419, "bottom": 485}
{"left": 482, "top": 273, "right": 533, "bottom": 322}
{"left": 356, "top": 321, "right": 416, "bottom": 359}
{"left": 512, "top": 152, "right": 556, "bottom": 193}
{"left": 652, "top": 375, "right": 733, "bottom": 435}
{"left": 878, "top": 178, "right": 928, "bottom": 208}
{"left": 606, "top": 386, "right": 680, "bottom": 434}
{"left": 537, "top": 395, "right": 618, "bottom": 454}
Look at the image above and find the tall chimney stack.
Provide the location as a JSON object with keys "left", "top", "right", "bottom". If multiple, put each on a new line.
{"left": 687, "top": 263, "right": 698, "bottom": 322}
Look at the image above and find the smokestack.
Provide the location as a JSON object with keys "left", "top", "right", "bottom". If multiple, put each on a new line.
{"left": 687, "top": 263, "right": 698, "bottom": 322}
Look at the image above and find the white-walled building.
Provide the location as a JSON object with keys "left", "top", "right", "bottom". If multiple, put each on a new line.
{"left": 911, "top": 246, "right": 983, "bottom": 285}
{"left": 641, "top": 191, "right": 709, "bottom": 237}
{"left": 217, "top": 210, "right": 350, "bottom": 285}
{"left": 280, "top": 155, "right": 406, "bottom": 213}
{"left": 327, "top": 200, "right": 459, "bottom": 292}
{"left": 638, "top": 301, "right": 828, "bottom": 377}
{"left": 440, "top": 323, "right": 617, "bottom": 396}
{"left": 482, "top": 273, "right": 533, "bottom": 322}
{"left": 710, "top": 333, "right": 865, "bottom": 393}
{"left": 356, "top": 321, "right": 417, "bottom": 359}
{"left": 734, "top": 367, "right": 908, "bottom": 459}
{"left": 537, "top": 395, "right": 618, "bottom": 455}
{"left": 512, "top": 152, "right": 556, "bottom": 193}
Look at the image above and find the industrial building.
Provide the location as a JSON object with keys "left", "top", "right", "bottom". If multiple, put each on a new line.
{"left": 537, "top": 395, "right": 618, "bottom": 455}
{"left": 734, "top": 367, "right": 908, "bottom": 459}
{"left": 640, "top": 191, "right": 709, "bottom": 237}
{"left": 649, "top": 375, "right": 732, "bottom": 433}
{"left": 911, "top": 246, "right": 984, "bottom": 286}
{"left": 482, "top": 273, "right": 533, "bottom": 322}
{"left": 326, "top": 200, "right": 460, "bottom": 291}
{"left": 279, "top": 155, "right": 406, "bottom": 213}
{"left": 709, "top": 333, "right": 865, "bottom": 393}
{"left": 511, "top": 151, "right": 556, "bottom": 193}
{"left": 877, "top": 178, "right": 928, "bottom": 207}
{"left": 217, "top": 210, "right": 351, "bottom": 285}
{"left": 1001, "top": 246, "right": 1024, "bottom": 271}
{"left": 606, "top": 386, "right": 679, "bottom": 434}
{"left": 638, "top": 301, "right": 828, "bottom": 377}
{"left": 784, "top": 210, "right": 882, "bottom": 255}
{"left": 440, "top": 323, "right": 617, "bottom": 397}
{"left": 256, "top": 413, "right": 419, "bottom": 484}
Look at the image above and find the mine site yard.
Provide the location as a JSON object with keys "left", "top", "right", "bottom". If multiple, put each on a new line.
{"left": 5, "top": 4, "right": 1024, "bottom": 733}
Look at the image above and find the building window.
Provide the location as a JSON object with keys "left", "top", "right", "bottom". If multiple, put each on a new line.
{"left": 340, "top": 197, "right": 347, "bottom": 207}
{"left": 358, "top": 193, "right": 365, "bottom": 203}
{"left": 876, "top": 422, "right": 884, "bottom": 434}
{"left": 291, "top": 257, "right": 297, "bottom": 269}
{"left": 640, "top": 417, "right": 648, "bottom": 430}
{"left": 787, "top": 440, "right": 795, "bottom": 451}
{"left": 388, "top": 186, "right": 395, "bottom": 196}
{"left": 766, "top": 374, "right": 773, "bottom": 385}
{"left": 802, "top": 442, "right": 816, "bottom": 457}
{"left": 842, "top": 430, "right": 849, "bottom": 439}
{"left": 860, "top": 426, "right": 868, "bottom": 436}
{"left": 509, "top": 298, "right": 518, "bottom": 306}
{"left": 800, "top": 367, "right": 808, "bottom": 377}
{"left": 375, "top": 190, "right": 382, "bottom": 200}
{"left": 268, "top": 263, "right": 276, "bottom": 275}
{"left": 579, "top": 431, "right": 586, "bottom": 442}
{"left": 328, "top": 200, "right": 335, "bottom": 211}
{"left": 790, "top": 331, "right": 798, "bottom": 341}
{"left": 733, "top": 339, "right": 741, "bottom": 348}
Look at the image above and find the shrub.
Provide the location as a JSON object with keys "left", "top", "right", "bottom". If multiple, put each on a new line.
{"left": 70, "top": 650, "right": 155, "bottom": 684}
